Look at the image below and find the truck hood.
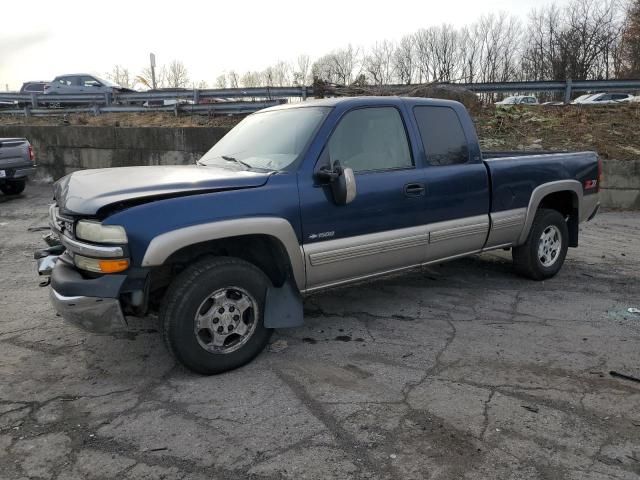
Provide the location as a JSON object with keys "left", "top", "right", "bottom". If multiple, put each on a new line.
{"left": 54, "top": 165, "right": 272, "bottom": 216}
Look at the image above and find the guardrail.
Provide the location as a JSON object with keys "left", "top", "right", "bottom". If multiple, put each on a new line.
{"left": 1, "top": 79, "right": 638, "bottom": 116}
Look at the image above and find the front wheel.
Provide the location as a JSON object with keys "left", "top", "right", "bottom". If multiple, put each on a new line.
{"left": 160, "top": 257, "right": 274, "bottom": 374}
{"left": 0, "top": 180, "right": 26, "bottom": 195}
{"left": 512, "top": 208, "right": 569, "bottom": 280}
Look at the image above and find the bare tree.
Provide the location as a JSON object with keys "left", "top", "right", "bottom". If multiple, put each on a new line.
{"left": 620, "top": 0, "right": 640, "bottom": 76}
{"left": 195, "top": 80, "right": 208, "bottom": 89}
{"left": 459, "top": 25, "right": 481, "bottom": 82}
{"left": 271, "top": 61, "right": 291, "bottom": 86}
{"left": 241, "top": 71, "right": 261, "bottom": 88}
{"left": 293, "top": 54, "right": 311, "bottom": 85}
{"left": 364, "top": 40, "right": 395, "bottom": 85}
{"left": 215, "top": 74, "right": 227, "bottom": 89}
{"left": 136, "top": 66, "right": 167, "bottom": 90}
{"left": 521, "top": 0, "right": 625, "bottom": 81}
{"left": 313, "top": 45, "right": 362, "bottom": 85}
{"left": 166, "top": 60, "right": 190, "bottom": 88}
{"left": 227, "top": 70, "right": 239, "bottom": 88}
{"left": 106, "top": 65, "right": 133, "bottom": 88}
{"left": 393, "top": 35, "right": 415, "bottom": 84}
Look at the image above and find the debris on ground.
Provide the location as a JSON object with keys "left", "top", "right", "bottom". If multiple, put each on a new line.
{"left": 609, "top": 371, "right": 640, "bottom": 384}
{"left": 268, "top": 339, "right": 288, "bottom": 353}
{"left": 521, "top": 405, "right": 540, "bottom": 413}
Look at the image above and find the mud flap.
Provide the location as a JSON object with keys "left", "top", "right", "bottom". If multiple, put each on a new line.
{"left": 264, "top": 280, "right": 304, "bottom": 328}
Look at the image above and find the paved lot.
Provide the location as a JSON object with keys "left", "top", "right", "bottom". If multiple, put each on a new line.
{"left": 1, "top": 184, "right": 639, "bottom": 480}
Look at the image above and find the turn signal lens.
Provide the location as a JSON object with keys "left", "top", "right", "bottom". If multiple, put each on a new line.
{"left": 74, "top": 255, "right": 129, "bottom": 273}
{"left": 98, "top": 259, "right": 130, "bottom": 273}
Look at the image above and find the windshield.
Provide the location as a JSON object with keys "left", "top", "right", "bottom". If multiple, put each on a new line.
{"left": 199, "top": 106, "right": 330, "bottom": 171}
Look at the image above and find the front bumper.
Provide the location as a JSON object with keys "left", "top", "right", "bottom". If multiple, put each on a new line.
{"left": 49, "top": 287, "right": 128, "bottom": 333}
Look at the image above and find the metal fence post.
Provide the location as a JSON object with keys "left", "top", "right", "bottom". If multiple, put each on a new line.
{"left": 104, "top": 93, "right": 112, "bottom": 106}
{"left": 31, "top": 93, "right": 38, "bottom": 109}
{"left": 564, "top": 78, "right": 573, "bottom": 104}
{"left": 194, "top": 89, "right": 200, "bottom": 105}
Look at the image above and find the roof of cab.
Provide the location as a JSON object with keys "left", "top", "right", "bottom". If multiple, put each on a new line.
{"left": 260, "top": 96, "right": 464, "bottom": 112}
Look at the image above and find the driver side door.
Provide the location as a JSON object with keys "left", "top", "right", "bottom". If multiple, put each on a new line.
{"left": 299, "top": 106, "right": 429, "bottom": 291}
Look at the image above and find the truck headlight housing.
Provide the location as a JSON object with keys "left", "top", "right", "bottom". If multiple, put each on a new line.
{"left": 75, "top": 220, "right": 127, "bottom": 244}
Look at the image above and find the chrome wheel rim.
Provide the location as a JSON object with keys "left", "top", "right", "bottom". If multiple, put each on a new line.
{"left": 538, "top": 225, "right": 562, "bottom": 267}
{"left": 193, "top": 287, "right": 258, "bottom": 354}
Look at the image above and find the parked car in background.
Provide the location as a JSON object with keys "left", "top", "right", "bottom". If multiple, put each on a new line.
{"left": 622, "top": 95, "right": 640, "bottom": 103}
{"left": 572, "top": 93, "right": 633, "bottom": 104}
{"left": 0, "top": 138, "right": 36, "bottom": 195}
{"left": 20, "top": 81, "right": 48, "bottom": 94}
{"left": 43, "top": 74, "right": 135, "bottom": 95}
{"left": 496, "top": 95, "right": 539, "bottom": 105}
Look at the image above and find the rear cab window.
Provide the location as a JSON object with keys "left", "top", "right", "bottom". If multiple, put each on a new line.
{"left": 413, "top": 106, "right": 470, "bottom": 166}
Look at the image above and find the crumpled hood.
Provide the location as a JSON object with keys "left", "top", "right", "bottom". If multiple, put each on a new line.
{"left": 54, "top": 165, "right": 272, "bottom": 216}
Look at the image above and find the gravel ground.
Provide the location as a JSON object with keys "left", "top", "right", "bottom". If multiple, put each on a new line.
{"left": 1, "top": 184, "right": 639, "bottom": 480}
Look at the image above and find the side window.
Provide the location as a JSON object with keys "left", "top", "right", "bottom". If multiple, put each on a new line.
{"left": 327, "top": 107, "right": 412, "bottom": 172}
{"left": 413, "top": 106, "right": 469, "bottom": 166}
{"left": 82, "top": 77, "right": 102, "bottom": 87}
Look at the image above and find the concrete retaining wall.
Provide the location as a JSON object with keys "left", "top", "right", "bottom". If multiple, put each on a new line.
{"left": 0, "top": 125, "right": 230, "bottom": 180}
{"left": 1, "top": 125, "right": 638, "bottom": 209}
{"left": 600, "top": 159, "right": 640, "bottom": 209}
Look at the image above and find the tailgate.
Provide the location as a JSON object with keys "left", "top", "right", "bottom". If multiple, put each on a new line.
{"left": 0, "top": 139, "right": 30, "bottom": 168}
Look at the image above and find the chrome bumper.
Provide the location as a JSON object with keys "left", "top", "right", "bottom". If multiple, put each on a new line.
{"left": 49, "top": 287, "right": 128, "bottom": 333}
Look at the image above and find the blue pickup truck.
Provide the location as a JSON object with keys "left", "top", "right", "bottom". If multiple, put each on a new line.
{"left": 36, "top": 97, "right": 600, "bottom": 374}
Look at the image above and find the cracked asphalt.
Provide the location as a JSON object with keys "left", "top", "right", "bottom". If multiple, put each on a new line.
{"left": 1, "top": 184, "right": 639, "bottom": 480}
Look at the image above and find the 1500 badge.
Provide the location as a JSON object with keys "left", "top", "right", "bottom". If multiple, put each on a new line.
{"left": 308, "top": 231, "right": 335, "bottom": 240}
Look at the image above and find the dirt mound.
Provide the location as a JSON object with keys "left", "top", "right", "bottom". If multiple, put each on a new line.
{"left": 475, "top": 104, "right": 640, "bottom": 160}
{"left": 1, "top": 102, "right": 638, "bottom": 161}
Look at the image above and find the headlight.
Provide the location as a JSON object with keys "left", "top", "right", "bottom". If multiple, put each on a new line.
{"left": 74, "top": 254, "right": 130, "bottom": 273}
{"left": 75, "top": 220, "right": 127, "bottom": 244}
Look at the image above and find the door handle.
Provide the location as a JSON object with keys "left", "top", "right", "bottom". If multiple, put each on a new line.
{"left": 404, "top": 183, "right": 426, "bottom": 197}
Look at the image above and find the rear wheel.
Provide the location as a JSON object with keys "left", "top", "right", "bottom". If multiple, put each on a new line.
{"left": 160, "top": 256, "right": 273, "bottom": 375}
{"left": 0, "top": 180, "right": 26, "bottom": 195}
{"left": 512, "top": 208, "right": 568, "bottom": 280}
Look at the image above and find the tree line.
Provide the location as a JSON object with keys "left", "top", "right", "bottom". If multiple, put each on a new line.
{"left": 107, "top": 0, "right": 640, "bottom": 90}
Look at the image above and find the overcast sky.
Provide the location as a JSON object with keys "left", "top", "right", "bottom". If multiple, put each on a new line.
{"left": 1, "top": 0, "right": 564, "bottom": 90}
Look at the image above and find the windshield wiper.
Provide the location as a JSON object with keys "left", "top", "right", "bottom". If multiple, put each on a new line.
{"left": 221, "top": 155, "right": 253, "bottom": 170}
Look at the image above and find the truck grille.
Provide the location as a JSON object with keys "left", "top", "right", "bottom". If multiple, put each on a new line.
{"left": 48, "top": 205, "right": 75, "bottom": 238}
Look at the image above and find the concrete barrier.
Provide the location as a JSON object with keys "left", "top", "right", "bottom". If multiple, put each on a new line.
{"left": 600, "top": 159, "right": 640, "bottom": 209}
{"left": 0, "top": 125, "right": 230, "bottom": 180}
{"left": 1, "top": 125, "right": 638, "bottom": 209}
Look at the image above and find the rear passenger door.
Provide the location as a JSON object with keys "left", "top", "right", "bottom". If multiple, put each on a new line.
{"left": 411, "top": 105, "right": 490, "bottom": 261}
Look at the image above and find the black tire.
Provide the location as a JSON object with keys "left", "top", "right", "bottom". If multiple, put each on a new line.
{"left": 512, "top": 208, "right": 568, "bottom": 280}
{"left": 160, "top": 256, "right": 274, "bottom": 375}
{"left": 0, "top": 180, "right": 26, "bottom": 195}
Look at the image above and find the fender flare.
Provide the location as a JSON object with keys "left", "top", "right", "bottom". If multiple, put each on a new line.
{"left": 517, "top": 180, "right": 583, "bottom": 245}
{"left": 141, "top": 217, "right": 305, "bottom": 290}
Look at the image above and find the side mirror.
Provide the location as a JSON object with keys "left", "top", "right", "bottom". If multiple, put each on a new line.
{"left": 315, "top": 161, "right": 357, "bottom": 205}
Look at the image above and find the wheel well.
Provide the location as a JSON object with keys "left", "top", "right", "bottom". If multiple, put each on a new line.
{"left": 538, "top": 190, "right": 579, "bottom": 247}
{"left": 161, "top": 234, "right": 293, "bottom": 288}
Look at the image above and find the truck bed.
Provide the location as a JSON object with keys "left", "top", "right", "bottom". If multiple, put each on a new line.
{"left": 483, "top": 151, "right": 599, "bottom": 212}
